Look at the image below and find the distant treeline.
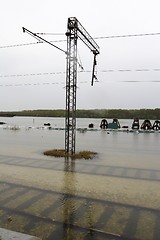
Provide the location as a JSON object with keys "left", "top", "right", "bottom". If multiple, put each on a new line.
{"left": 0, "top": 108, "right": 160, "bottom": 120}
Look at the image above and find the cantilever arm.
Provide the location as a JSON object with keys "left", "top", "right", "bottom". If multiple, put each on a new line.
{"left": 76, "top": 19, "right": 100, "bottom": 55}
{"left": 72, "top": 18, "right": 100, "bottom": 85}
{"left": 22, "top": 27, "right": 67, "bottom": 54}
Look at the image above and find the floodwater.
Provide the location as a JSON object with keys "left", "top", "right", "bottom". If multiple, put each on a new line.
{"left": 0, "top": 117, "right": 160, "bottom": 240}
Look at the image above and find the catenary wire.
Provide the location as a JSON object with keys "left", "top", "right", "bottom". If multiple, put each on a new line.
{"left": 94, "top": 32, "right": 160, "bottom": 39}
{"left": 0, "top": 79, "right": 160, "bottom": 88}
{"left": 1, "top": 32, "right": 160, "bottom": 49}
{"left": 0, "top": 81, "right": 90, "bottom": 87}
{"left": 31, "top": 32, "right": 160, "bottom": 38}
{"left": 1, "top": 69, "right": 160, "bottom": 79}
{"left": 0, "top": 40, "right": 66, "bottom": 49}
{"left": 36, "top": 33, "right": 65, "bottom": 35}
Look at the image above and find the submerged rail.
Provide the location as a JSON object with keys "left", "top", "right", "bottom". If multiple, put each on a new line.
{"left": 0, "top": 180, "right": 160, "bottom": 240}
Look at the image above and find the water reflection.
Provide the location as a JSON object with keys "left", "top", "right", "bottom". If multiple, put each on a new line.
{"left": 62, "top": 158, "right": 76, "bottom": 239}
{"left": 62, "top": 159, "right": 96, "bottom": 239}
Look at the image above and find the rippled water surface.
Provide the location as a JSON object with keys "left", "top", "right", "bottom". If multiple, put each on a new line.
{"left": 0, "top": 117, "right": 160, "bottom": 240}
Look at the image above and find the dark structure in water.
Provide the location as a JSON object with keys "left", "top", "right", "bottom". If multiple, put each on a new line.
{"left": 0, "top": 121, "right": 6, "bottom": 125}
{"left": 44, "top": 123, "right": 51, "bottom": 126}
{"left": 99, "top": 118, "right": 160, "bottom": 131}
{"left": 100, "top": 119, "right": 108, "bottom": 129}
{"left": 100, "top": 118, "right": 120, "bottom": 129}
{"left": 152, "top": 120, "right": 160, "bottom": 130}
{"left": 112, "top": 118, "right": 121, "bottom": 128}
{"left": 141, "top": 119, "right": 152, "bottom": 130}
{"left": 132, "top": 118, "right": 140, "bottom": 130}
{"left": 88, "top": 123, "right": 94, "bottom": 128}
{"left": 107, "top": 118, "right": 121, "bottom": 129}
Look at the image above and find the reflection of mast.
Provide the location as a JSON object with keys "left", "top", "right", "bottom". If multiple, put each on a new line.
{"left": 63, "top": 158, "right": 76, "bottom": 239}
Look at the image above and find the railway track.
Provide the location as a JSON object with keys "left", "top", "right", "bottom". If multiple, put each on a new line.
{"left": 0, "top": 155, "right": 160, "bottom": 239}
{"left": 0, "top": 180, "right": 160, "bottom": 240}
{"left": 0, "top": 155, "right": 159, "bottom": 182}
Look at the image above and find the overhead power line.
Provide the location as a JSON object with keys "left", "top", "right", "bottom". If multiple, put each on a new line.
{"left": 101, "top": 68, "right": 160, "bottom": 72}
{"left": 0, "top": 79, "right": 160, "bottom": 88}
{"left": 0, "top": 41, "right": 43, "bottom": 49}
{"left": 34, "top": 31, "right": 160, "bottom": 38}
{"left": 1, "top": 32, "right": 160, "bottom": 49}
{"left": 0, "top": 71, "right": 66, "bottom": 78}
{"left": 94, "top": 32, "right": 160, "bottom": 39}
{"left": 36, "top": 33, "right": 65, "bottom": 35}
{"left": 0, "top": 39, "right": 66, "bottom": 49}
{"left": 1, "top": 68, "right": 160, "bottom": 79}
{"left": 0, "top": 81, "right": 90, "bottom": 88}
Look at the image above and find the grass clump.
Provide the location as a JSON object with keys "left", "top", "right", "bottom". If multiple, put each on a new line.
{"left": 43, "top": 149, "right": 97, "bottom": 160}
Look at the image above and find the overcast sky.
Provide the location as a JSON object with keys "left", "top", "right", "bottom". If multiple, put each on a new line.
{"left": 1, "top": 0, "right": 160, "bottom": 111}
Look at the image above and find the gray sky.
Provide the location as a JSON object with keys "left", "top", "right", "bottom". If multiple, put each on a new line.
{"left": 1, "top": 0, "right": 160, "bottom": 111}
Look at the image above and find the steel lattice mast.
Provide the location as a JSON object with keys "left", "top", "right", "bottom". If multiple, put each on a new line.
{"left": 22, "top": 17, "right": 100, "bottom": 155}
{"left": 65, "top": 17, "right": 100, "bottom": 154}
{"left": 65, "top": 18, "right": 78, "bottom": 154}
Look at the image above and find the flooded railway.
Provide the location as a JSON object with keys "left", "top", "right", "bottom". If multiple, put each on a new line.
{"left": 0, "top": 117, "right": 160, "bottom": 239}
{"left": 0, "top": 155, "right": 160, "bottom": 239}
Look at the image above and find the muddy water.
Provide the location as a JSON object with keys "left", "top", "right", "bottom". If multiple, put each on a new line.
{"left": 0, "top": 117, "right": 160, "bottom": 239}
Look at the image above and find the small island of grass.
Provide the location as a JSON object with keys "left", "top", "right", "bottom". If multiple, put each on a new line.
{"left": 43, "top": 149, "right": 97, "bottom": 160}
